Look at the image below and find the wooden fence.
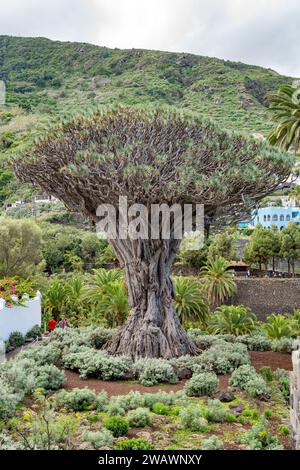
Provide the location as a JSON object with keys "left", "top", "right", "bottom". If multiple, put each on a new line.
{"left": 290, "top": 338, "right": 300, "bottom": 450}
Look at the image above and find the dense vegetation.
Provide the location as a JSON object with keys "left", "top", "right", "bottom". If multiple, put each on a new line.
{"left": 0, "top": 35, "right": 293, "bottom": 206}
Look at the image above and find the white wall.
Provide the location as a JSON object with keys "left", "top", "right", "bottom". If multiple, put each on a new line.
{"left": 0, "top": 292, "right": 42, "bottom": 341}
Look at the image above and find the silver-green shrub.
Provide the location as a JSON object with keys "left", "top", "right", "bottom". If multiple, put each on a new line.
{"left": 184, "top": 372, "right": 219, "bottom": 397}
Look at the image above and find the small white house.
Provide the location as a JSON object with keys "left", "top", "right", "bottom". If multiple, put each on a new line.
{"left": 0, "top": 292, "right": 42, "bottom": 342}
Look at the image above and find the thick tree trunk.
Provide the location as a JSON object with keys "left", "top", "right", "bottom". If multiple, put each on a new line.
{"left": 104, "top": 238, "right": 198, "bottom": 359}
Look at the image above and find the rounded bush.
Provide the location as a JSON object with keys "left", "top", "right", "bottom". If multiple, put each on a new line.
{"left": 104, "top": 416, "right": 129, "bottom": 437}
{"left": 84, "top": 429, "right": 114, "bottom": 449}
{"left": 184, "top": 372, "right": 219, "bottom": 397}
{"left": 152, "top": 402, "right": 170, "bottom": 415}
{"left": 127, "top": 408, "right": 151, "bottom": 428}
{"left": 34, "top": 364, "right": 66, "bottom": 390}
{"left": 115, "top": 438, "right": 155, "bottom": 450}
{"left": 8, "top": 331, "right": 25, "bottom": 349}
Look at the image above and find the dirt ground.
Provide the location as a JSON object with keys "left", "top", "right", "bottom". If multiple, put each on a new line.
{"left": 64, "top": 351, "right": 292, "bottom": 397}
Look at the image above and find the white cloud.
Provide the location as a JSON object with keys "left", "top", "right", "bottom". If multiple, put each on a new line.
{"left": 0, "top": 0, "right": 299, "bottom": 76}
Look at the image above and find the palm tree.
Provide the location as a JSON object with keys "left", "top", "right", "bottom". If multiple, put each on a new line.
{"left": 173, "top": 276, "right": 210, "bottom": 326}
{"left": 98, "top": 281, "right": 129, "bottom": 327}
{"left": 85, "top": 268, "right": 124, "bottom": 303}
{"left": 268, "top": 84, "right": 300, "bottom": 153}
{"left": 200, "top": 256, "right": 237, "bottom": 306}
{"left": 85, "top": 268, "right": 127, "bottom": 326}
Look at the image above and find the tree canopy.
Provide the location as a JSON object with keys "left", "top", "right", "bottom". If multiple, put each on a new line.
{"left": 15, "top": 106, "right": 293, "bottom": 229}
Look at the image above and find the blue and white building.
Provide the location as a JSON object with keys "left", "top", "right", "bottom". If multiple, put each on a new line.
{"left": 240, "top": 205, "right": 300, "bottom": 230}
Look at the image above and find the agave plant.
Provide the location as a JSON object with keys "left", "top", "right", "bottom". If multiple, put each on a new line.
{"left": 173, "top": 276, "right": 210, "bottom": 326}
{"left": 200, "top": 256, "right": 237, "bottom": 306}
{"left": 263, "top": 314, "right": 292, "bottom": 340}
{"left": 208, "top": 305, "right": 257, "bottom": 336}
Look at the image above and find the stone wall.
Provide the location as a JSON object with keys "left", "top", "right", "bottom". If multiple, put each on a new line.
{"left": 228, "top": 278, "right": 300, "bottom": 320}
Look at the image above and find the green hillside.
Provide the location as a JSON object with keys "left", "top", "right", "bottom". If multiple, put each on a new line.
{"left": 0, "top": 35, "right": 294, "bottom": 205}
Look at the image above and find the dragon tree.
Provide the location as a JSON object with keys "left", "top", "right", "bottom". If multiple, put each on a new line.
{"left": 15, "top": 107, "right": 293, "bottom": 358}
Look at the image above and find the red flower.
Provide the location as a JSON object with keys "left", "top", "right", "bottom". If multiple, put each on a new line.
{"left": 48, "top": 319, "right": 57, "bottom": 331}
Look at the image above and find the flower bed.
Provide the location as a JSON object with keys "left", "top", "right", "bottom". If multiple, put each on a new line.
{"left": 0, "top": 292, "right": 42, "bottom": 341}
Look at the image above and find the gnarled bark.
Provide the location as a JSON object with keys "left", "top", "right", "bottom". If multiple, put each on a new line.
{"left": 104, "top": 238, "right": 198, "bottom": 359}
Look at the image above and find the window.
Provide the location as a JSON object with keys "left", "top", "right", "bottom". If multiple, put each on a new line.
{"left": 263, "top": 215, "right": 267, "bottom": 222}
{"left": 272, "top": 214, "right": 278, "bottom": 221}
{"left": 286, "top": 215, "right": 291, "bottom": 221}
{"left": 267, "top": 215, "right": 271, "bottom": 221}
{"left": 280, "top": 215, "right": 284, "bottom": 221}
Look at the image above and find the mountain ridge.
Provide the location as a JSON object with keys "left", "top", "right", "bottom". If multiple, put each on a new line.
{"left": 0, "top": 35, "right": 293, "bottom": 204}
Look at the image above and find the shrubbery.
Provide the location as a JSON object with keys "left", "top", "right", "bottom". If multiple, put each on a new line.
{"left": 84, "top": 429, "right": 114, "bottom": 449}
{"left": 237, "top": 334, "right": 271, "bottom": 351}
{"left": 115, "top": 438, "right": 155, "bottom": 450}
{"left": 127, "top": 408, "right": 151, "bottom": 427}
{"left": 202, "top": 435, "right": 224, "bottom": 450}
{"left": 184, "top": 372, "right": 219, "bottom": 397}
{"left": 104, "top": 416, "right": 129, "bottom": 437}
{"left": 34, "top": 364, "right": 66, "bottom": 390}
{"left": 229, "top": 365, "right": 271, "bottom": 399}
{"left": 240, "top": 419, "right": 283, "bottom": 450}
{"left": 134, "top": 358, "right": 178, "bottom": 386}
{"left": 204, "top": 399, "right": 227, "bottom": 423}
{"left": 52, "top": 388, "right": 107, "bottom": 411}
{"left": 195, "top": 340, "right": 249, "bottom": 374}
{"left": 179, "top": 406, "right": 207, "bottom": 432}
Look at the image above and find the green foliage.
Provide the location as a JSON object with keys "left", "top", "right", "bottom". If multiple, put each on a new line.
{"left": 271, "top": 337, "right": 295, "bottom": 353}
{"left": 202, "top": 435, "right": 224, "bottom": 450}
{"left": 237, "top": 333, "right": 271, "bottom": 351}
{"left": 151, "top": 402, "right": 170, "bottom": 415}
{"left": 200, "top": 257, "right": 237, "bottom": 305}
{"left": 104, "top": 416, "right": 129, "bottom": 437}
{"left": 195, "top": 340, "right": 250, "bottom": 374}
{"left": 279, "top": 223, "right": 300, "bottom": 275}
{"left": 127, "top": 408, "right": 151, "bottom": 428}
{"left": 115, "top": 438, "right": 155, "bottom": 450}
{"left": 274, "top": 369, "right": 290, "bottom": 403}
{"left": 244, "top": 225, "right": 280, "bottom": 270}
{"left": 208, "top": 232, "right": 236, "bottom": 261}
{"left": 25, "top": 324, "right": 41, "bottom": 340}
{"left": 84, "top": 429, "right": 114, "bottom": 449}
{"left": 52, "top": 388, "right": 104, "bottom": 411}
{"left": 179, "top": 406, "right": 206, "bottom": 432}
{"left": 204, "top": 399, "right": 227, "bottom": 423}
{"left": 0, "top": 218, "right": 44, "bottom": 277}
{"left": 0, "top": 380, "right": 18, "bottom": 419}
{"left": 240, "top": 419, "right": 283, "bottom": 450}
{"left": 229, "top": 365, "right": 271, "bottom": 398}
{"left": 268, "top": 84, "right": 300, "bottom": 152}
{"left": 85, "top": 269, "right": 127, "bottom": 327}
{"left": 173, "top": 276, "right": 210, "bottom": 326}
{"left": 34, "top": 364, "right": 66, "bottom": 390}
{"left": 184, "top": 372, "right": 219, "bottom": 397}
{"left": 208, "top": 305, "right": 257, "bottom": 335}
{"left": 263, "top": 314, "right": 292, "bottom": 339}
{"left": 135, "top": 358, "right": 178, "bottom": 386}
{"left": 8, "top": 331, "right": 24, "bottom": 349}
{"left": 259, "top": 367, "right": 274, "bottom": 382}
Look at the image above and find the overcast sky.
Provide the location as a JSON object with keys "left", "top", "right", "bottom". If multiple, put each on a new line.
{"left": 1, "top": 0, "right": 300, "bottom": 77}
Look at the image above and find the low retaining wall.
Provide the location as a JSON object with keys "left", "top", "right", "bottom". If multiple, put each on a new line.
{"left": 228, "top": 279, "right": 300, "bottom": 320}
{"left": 0, "top": 292, "right": 42, "bottom": 341}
